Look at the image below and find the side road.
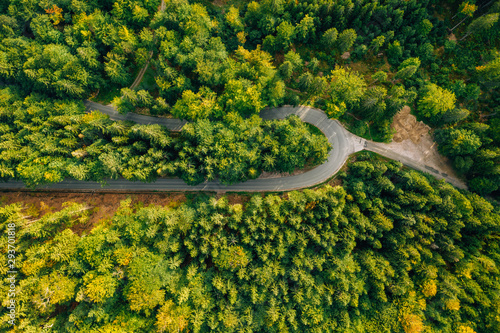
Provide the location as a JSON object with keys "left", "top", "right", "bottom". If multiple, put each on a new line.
{"left": 365, "top": 141, "right": 467, "bottom": 189}
{"left": 84, "top": 101, "right": 187, "bottom": 131}
{"left": 0, "top": 103, "right": 467, "bottom": 191}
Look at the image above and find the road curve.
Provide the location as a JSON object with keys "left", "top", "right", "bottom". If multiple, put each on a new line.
{"left": 0, "top": 105, "right": 364, "bottom": 192}
{"left": 0, "top": 102, "right": 466, "bottom": 192}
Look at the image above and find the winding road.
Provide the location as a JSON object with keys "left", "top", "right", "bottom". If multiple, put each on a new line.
{"left": 0, "top": 0, "right": 467, "bottom": 193}
{"left": 0, "top": 101, "right": 466, "bottom": 192}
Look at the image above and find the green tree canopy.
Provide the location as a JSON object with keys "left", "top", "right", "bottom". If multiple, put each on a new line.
{"left": 172, "top": 87, "right": 222, "bottom": 120}
{"left": 435, "top": 128, "right": 482, "bottom": 156}
{"left": 417, "top": 83, "right": 456, "bottom": 121}
{"left": 337, "top": 28, "right": 357, "bottom": 53}
{"left": 326, "top": 66, "right": 367, "bottom": 118}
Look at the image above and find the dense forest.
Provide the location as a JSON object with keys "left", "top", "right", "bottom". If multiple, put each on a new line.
{"left": 2, "top": 0, "right": 500, "bottom": 331}
{"left": 1, "top": 156, "right": 499, "bottom": 332}
{"left": 0, "top": 0, "right": 332, "bottom": 187}
{"left": 0, "top": 0, "right": 499, "bottom": 193}
{"left": 0, "top": 87, "right": 329, "bottom": 186}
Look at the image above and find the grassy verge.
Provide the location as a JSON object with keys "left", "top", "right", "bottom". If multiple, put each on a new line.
{"left": 304, "top": 122, "right": 324, "bottom": 137}
{"left": 135, "top": 66, "right": 158, "bottom": 92}
{"left": 89, "top": 87, "right": 121, "bottom": 105}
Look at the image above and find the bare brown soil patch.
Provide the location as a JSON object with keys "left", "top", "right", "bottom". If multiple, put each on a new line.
{"left": 388, "top": 106, "right": 461, "bottom": 180}
{"left": 379, "top": 57, "right": 392, "bottom": 72}
{"left": 212, "top": 0, "right": 227, "bottom": 7}
{"left": 435, "top": 45, "right": 445, "bottom": 57}
{"left": 348, "top": 61, "right": 370, "bottom": 75}
{"left": 327, "top": 176, "right": 343, "bottom": 188}
{"left": 225, "top": 193, "right": 253, "bottom": 205}
{"left": 392, "top": 106, "right": 430, "bottom": 144}
{"left": 0, "top": 191, "right": 187, "bottom": 234}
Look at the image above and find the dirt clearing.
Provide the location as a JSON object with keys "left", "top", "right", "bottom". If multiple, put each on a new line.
{"left": 0, "top": 191, "right": 187, "bottom": 233}
{"left": 392, "top": 106, "right": 430, "bottom": 144}
{"left": 388, "top": 106, "right": 462, "bottom": 181}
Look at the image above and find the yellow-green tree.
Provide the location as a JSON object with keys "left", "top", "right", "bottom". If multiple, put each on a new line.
{"left": 417, "top": 83, "right": 456, "bottom": 120}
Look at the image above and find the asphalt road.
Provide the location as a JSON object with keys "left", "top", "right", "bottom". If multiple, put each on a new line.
{"left": 0, "top": 102, "right": 466, "bottom": 192}
{"left": 365, "top": 141, "right": 467, "bottom": 189}
{"left": 84, "top": 101, "right": 188, "bottom": 132}
{"left": 0, "top": 105, "right": 363, "bottom": 192}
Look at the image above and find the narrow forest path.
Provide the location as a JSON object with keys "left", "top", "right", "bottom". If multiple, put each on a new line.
{"left": 128, "top": 0, "right": 165, "bottom": 90}
{"left": 129, "top": 54, "right": 153, "bottom": 90}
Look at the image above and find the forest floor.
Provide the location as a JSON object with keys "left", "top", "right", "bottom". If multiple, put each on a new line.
{"left": 0, "top": 191, "right": 275, "bottom": 233}
{"left": 386, "top": 106, "right": 462, "bottom": 182}
{"left": 0, "top": 191, "right": 187, "bottom": 233}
